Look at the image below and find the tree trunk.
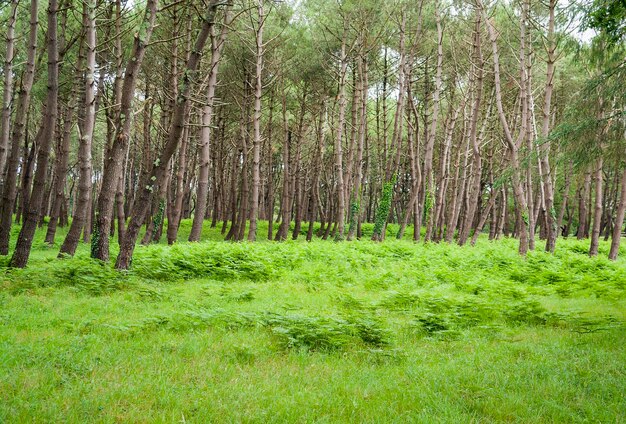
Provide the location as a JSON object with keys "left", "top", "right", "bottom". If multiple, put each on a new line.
{"left": 10, "top": 0, "right": 59, "bottom": 268}
{"left": 189, "top": 19, "right": 230, "bottom": 241}
{"left": 92, "top": 0, "right": 158, "bottom": 262}
{"left": 0, "top": 0, "right": 38, "bottom": 256}
{"left": 589, "top": 158, "right": 604, "bottom": 256}
{"left": 248, "top": 0, "right": 265, "bottom": 241}
{"left": 577, "top": 170, "right": 592, "bottom": 239}
{"left": 116, "top": 1, "right": 224, "bottom": 269}
{"left": 0, "top": 0, "right": 18, "bottom": 182}
{"left": 608, "top": 168, "right": 626, "bottom": 260}
{"left": 481, "top": 0, "right": 530, "bottom": 256}
{"left": 458, "top": 15, "right": 484, "bottom": 246}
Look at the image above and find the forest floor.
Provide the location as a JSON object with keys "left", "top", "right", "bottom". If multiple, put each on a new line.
{"left": 1, "top": 221, "right": 625, "bottom": 423}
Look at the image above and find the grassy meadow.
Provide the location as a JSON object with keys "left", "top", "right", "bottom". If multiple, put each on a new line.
{"left": 1, "top": 220, "right": 625, "bottom": 422}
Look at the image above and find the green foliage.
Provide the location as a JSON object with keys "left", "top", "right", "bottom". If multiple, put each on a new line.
{"left": 1, "top": 221, "right": 625, "bottom": 422}
{"left": 585, "top": 0, "right": 626, "bottom": 45}
{"left": 372, "top": 176, "right": 396, "bottom": 240}
{"left": 347, "top": 200, "right": 359, "bottom": 236}
{"left": 267, "top": 314, "right": 387, "bottom": 351}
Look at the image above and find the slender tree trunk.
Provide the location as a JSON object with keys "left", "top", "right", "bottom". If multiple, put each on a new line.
{"left": 458, "top": 15, "right": 484, "bottom": 246}
{"left": 188, "top": 17, "right": 227, "bottom": 242}
{"left": 589, "top": 158, "right": 604, "bottom": 256}
{"left": 481, "top": 0, "right": 530, "bottom": 256}
{"left": 609, "top": 168, "right": 626, "bottom": 260}
{"left": 557, "top": 162, "right": 572, "bottom": 236}
{"left": 248, "top": 0, "right": 265, "bottom": 241}
{"left": 373, "top": 13, "right": 406, "bottom": 242}
{"left": 577, "top": 170, "right": 592, "bottom": 239}
{"left": 541, "top": 0, "right": 557, "bottom": 252}
{"left": 423, "top": 7, "right": 444, "bottom": 242}
{"left": 333, "top": 24, "right": 349, "bottom": 241}
{"left": 275, "top": 88, "right": 292, "bottom": 241}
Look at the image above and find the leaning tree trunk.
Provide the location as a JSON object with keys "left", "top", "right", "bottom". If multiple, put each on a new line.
{"left": 91, "top": 0, "right": 158, "bottom": 262}
{"left": 116, "top": 0, "right": 225, "bottom": 269}
{"left": 10, "top": 0, "right": 59, "bottom": 268}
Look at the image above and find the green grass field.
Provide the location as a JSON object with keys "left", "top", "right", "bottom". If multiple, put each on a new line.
{"left": 1, "top": 221, "right": 625, "bottom": 422}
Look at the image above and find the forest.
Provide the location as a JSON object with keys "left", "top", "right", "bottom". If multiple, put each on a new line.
{"left": 0, "top": 0, "right": 625, "bottom": 421}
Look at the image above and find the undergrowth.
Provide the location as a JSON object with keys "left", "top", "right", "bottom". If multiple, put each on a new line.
{"left": 1, "top": 222, "right": 625, "bottom": 422}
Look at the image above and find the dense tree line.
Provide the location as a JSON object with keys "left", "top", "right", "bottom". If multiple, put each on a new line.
{"left": 0, "top": 0, "right": 624, "bottom": 268}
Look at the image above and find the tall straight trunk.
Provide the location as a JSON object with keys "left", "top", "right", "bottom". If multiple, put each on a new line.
{"left": 0, "top": 0, "right": 18, "bottom": 181}
{"left": 589, "top": 158, "right": 604, "bottom": 256}
{"left": 58, "top": 0, "right": 94, "bottom": 256}
{"left": 609, "top": 168, "right": 626, "bottom": 260}
{"left": 433, "top": 93, "right": 462, "bottom": 241}
{"left": 308, "top": 100, "right": 327, "bottom": 241}
{"left": 275, "top": 88, "right": 292, "bottom": 241}
{"left": 458, "top": 15, "right": 484, "bottom": 246}
{"left": 248, "top": 0, "right": 265, "bottom": 241}
{"left": 333, "top": 24, "right": 349, "bottom": 240}
{"left": 540, "top": 0, "right": 557, "bottom": 252}
{"left": 0, "top": 0, "right": 38, "bottom": 256}
{"left": 266, "top": 90, "right": 275, "bottom": 240}
{"left": 10, "top": 0, "right": 59, "bottom": 268}
{"left": 445, "top": 112, "right": 471, "bottom": 242}
{"left": 92, "top": 0, "right": 158, "bottom": 262}
{"left": 347, "top": 56, "right": 368, "bottom": 240}
{"left": 423, "top": 7, "right": 444, "bottom": 242}
{"left": 373, "top": 13, "right": 406, "bottom": 242}
{"left": 291, "top": 90, "right": 307, "bottom": 240}
{"left": 481, "top": 0, "right": 530, "bottom": 256}
{"left": 117, "top": 1, "right": 225, "bottom": 269}
{"left": 189, "top": 17, "right": 228, "bottom": 241}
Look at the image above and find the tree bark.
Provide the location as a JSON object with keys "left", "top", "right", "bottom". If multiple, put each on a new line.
{"left": 189, "top": 11, "right": 231, "bottom": 241}
{"left": 10, "top": 0, "right": 59, "bottom": 268}
{"left": 248, "top": 0, "right": 265, "bottom": 241}
{"left": 92, "top": 0, "right": 158, "bottom": 262}
{"left": 116, "top": 1, "right": 225, "bottom": 269}
{"left": 609, "top": 168, "right": 626, "bottom": 260}
{"left": 0, "top": 0, "right": 38, "bottom": 256}
{"left": 589, "top": 158, "right": 604, "bottom": 256}
{"left": 481, "top": 0, "right": 530, "bottom": 256}
{"left": 0, "top": 0, "right": 18, "bottom": 182}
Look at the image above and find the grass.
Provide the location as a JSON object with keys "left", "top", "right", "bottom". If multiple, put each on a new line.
{"left": 0, "top": 220, "right": 625, "bottom": 422}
